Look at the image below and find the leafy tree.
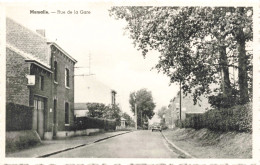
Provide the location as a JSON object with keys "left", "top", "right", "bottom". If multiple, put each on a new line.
{"left": 157, "top": 106, "right": 167, "bottom": 125}
{"left": 129, "top": 88, "right": 156, "bottom": 128}
{"left": 86, "top": 103, "right": 108, "bottom": 118}
{"left": 110, "top": 7, "right": 252, "bottom": 107}
{"left": 122, "top": 112, "right": 135, "bottom": 127}
{"left": 104, "top": 104, "right": 122, "bottom": 126}
{"left": 86, "top": 103, "right": 121, "bottom": 125}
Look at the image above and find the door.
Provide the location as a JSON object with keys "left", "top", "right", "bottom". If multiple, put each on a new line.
{"left": 33, "top": 96, "right": 45, "bottom": 139}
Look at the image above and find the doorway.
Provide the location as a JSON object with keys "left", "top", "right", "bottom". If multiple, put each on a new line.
{"left": 33, "top": 96, "right": 45, "bottom": 139}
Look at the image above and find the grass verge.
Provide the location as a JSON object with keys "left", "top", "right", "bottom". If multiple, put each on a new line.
{"left": 162, "top": 128, "right": 252, "bottom": 158}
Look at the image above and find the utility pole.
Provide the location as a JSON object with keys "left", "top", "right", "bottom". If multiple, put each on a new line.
{"left": 135, "top": 102, "right": 137, "bottom": 130}
{"left": 141, "top": 110, "right": 142, "bottom": 129}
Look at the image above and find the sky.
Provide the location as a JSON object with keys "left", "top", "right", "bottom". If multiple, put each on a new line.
{"left": 6, "top": 2, "right": 179, "bottom": 122}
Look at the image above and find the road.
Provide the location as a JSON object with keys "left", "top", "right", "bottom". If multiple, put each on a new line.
{"left": 49, "top": 130, "right": 180, "bottom": 158}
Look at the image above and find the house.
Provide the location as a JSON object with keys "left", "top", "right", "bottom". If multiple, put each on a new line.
{"left": 47, "top": 42, "right": 77, "bottom": 138}
{"left": 74, "top": 76, "right": 118, "bottom": 117}
{"left": 74, "top": 103, "right": 89, "bottom": 117}
{"left": 166, "top": 91, "right": 211, "bottom": 128}
{"left": 6, "top": 17, "right": 77, "bottom": 140}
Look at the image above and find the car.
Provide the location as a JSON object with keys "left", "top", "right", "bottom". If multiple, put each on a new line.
{"left": 151, "top": 124, "right": 162, "bottom": 132}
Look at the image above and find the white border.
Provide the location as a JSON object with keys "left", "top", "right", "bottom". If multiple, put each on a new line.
{"left": 1, "top": 0, "right": 259, "bottom": 165}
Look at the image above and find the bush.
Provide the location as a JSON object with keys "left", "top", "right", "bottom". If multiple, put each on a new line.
{"left": 175, "top": 103, "right": 252, "bottom": 132}
{"left": 6, "top": 103, "right": 33, "bottom": 131}
{"left": 74, "top": 116, "right": 116, "bottom": 131}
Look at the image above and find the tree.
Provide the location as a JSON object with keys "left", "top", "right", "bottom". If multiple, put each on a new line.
{"left": 86, "top": 102, "right": 121, "bottom": 126}
{"left": 122, "top": 112, "right": 135, "bottom": 127}
{"left": 129, "top": 88, "right": 156, "bottom": 128}
{"left": 104, "top": 104, "right": 122, "bottom": 126}
{"left": 157, "top": 106, "right": 167, "bottom": 125}
{"left": 86, "top": 103, "right": 108, "bottom": 118}
{"left": 110, "top": 7, "right": 252, "bottom": 107}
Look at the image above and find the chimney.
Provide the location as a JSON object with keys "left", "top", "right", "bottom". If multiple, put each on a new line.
{"left": 36, "top": 29, "right": 45, "bottom": 37}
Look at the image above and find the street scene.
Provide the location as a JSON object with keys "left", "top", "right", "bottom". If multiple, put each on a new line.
{"left": 4, "top": 3, "right": 255, "bottom": 160}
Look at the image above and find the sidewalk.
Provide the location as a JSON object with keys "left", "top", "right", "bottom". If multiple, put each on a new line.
{"left": 6, "top": 131, "right": 131, "bottom": 158}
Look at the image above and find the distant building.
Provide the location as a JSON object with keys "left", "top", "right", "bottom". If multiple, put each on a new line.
{"left": 75, "top": 76, "right": 117, "bottom": 105}
{"left": 6, "top": 17, "right": 77, "bottom": 139}
{"left": 74, "top": 76, "right": 118, "bottom": 117}
{"left": 166, "top": 91, "right": 211, "bottom": 128}
{"left": 74, "top": 103, "right": 89, "bottom": 117}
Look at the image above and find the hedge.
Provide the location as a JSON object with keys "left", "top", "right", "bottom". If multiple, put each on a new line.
{"left": 6, "top": 103, "right": 33, "bottom": 131}
{"left": 175, "top": 103, "right": 252, "bottom": 132}
{"left": 74, "top": 116, "right": 116, "bottom": 131}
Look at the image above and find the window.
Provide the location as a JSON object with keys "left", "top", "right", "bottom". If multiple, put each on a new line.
{"left": 54, "top": 61, "right": 57, "bottom": 82}
{"left": 39, "top": 76, "right": 44, "bottom": 90}
{"left": 65, "top": 68, "right": 69, "bottom": 87}
{"left": 65, "top": 102, "right": 69, "bottom": 125}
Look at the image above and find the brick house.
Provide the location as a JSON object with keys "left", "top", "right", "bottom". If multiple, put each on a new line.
{"left": 47, "top": 42, "right": 77, "bottom": 138}
{"left": 6, "top": 17, "right": 77, "bottom": 139}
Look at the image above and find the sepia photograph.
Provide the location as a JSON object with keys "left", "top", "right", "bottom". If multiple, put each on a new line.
{"left": 1, "top": 0, "right": 259, "bottom": 164}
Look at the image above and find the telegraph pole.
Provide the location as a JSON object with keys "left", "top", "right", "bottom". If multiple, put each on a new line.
{"left": 135, "top": 102, "right": 137, "bottom": 130}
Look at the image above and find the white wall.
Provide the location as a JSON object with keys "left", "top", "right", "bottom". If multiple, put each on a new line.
{"left": 75, "top": 76, "right": 113, "bottom": 105}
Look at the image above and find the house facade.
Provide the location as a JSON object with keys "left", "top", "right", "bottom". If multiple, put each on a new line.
{"left": 6, "top": 17, "right": 77, "bottom": 139}
{"left": 48, "top": 42, "right": 77, "bottom": 138}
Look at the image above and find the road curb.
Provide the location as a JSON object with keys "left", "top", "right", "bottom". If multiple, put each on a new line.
{"left": 161, "top": 131, "right": 195, "bottom": 158}
{"left": 38, "top": 131, "right": 132, "bottom": 158}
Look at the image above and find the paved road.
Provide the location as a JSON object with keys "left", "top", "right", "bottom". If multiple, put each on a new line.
{"left": 49, "top": 130, "right": 179, "bottom": 158}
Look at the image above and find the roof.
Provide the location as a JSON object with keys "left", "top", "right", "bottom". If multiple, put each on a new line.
{"left": 48, "top": 42, "right": 77, "bottom": 63}
{"left": 6, "top": 17, "right": 50, "bottom": 68}
{"left": 74, "top": 103, "right": 88, "bottom": 110}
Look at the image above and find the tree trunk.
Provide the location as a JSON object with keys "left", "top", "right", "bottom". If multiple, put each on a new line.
{"left": 236, "top": 7, "right": 249, "bottom": 105}
{"left": 237, "top": 31, "right": 249, "bottom": 104}
{"left": 219, "top": 45, "right": 232, "bottom": 98}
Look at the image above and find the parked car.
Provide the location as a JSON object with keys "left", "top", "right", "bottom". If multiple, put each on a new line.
{"left": 151, "top": 124, "right": 162, "bottom": 132}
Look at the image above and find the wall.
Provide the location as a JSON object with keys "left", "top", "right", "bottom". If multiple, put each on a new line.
{"left": 6, "top": 48, "right": 30, "bottom": 106}
{"left": 75, "top": 76, "right": 113, "bottom": 105}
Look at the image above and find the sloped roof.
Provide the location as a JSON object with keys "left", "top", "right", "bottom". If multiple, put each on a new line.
{"left": 6, "top": 17, "right": 50, "bottom": 68}
{"left": 74, "top": 103, "right": 88, "bottom": 110}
